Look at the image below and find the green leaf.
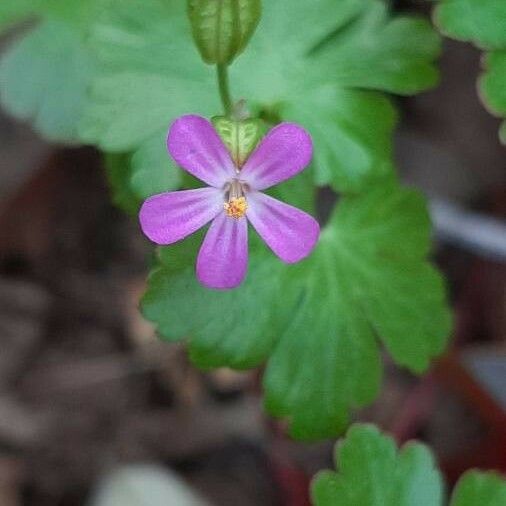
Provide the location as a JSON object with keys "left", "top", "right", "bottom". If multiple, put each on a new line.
{"left": 0, "top": 0, "right": 98, "bottom": 33}
{"left": 264, "top": 184, "right": 451, "bottom": 439}
{"left": 311, "top": 425, "right": 506, "bottom": 506}
{"left": 0, "top": 19, "right": 95, "bottom": 142}
{"left": 284, "top": 86, "right": 398, "bottom": 191}
{"left": 500, "top": 121, "right": 506, "bottom": 144}
{"left": 450, "top": 471, "right": 506, "bottom": 506}
{"left": 316, "top": 2, "right": 441, "bottom": 95}
{"left": 80, "top": 0, "right": 441, "bottom": 193}
{"left": 130, "top": 131, "right": 183, "bottom": 199}
{"left": 41, "top": 1, "right": 99, "bottom": 28}
{"left": 212, "top": 116, "right": 265, "bottom": 166}
{"left": 0, "top": 1, "right": 101, "bottom": 142}
{"left": 267, "top": 163, "right": 316, "bottom": 215}
{"left": 104, "top": 153, "right": 141, "bottom": 215}
{"left": 480, "top": 51, "right": 506, "bottom": 115}
{"left": 263, "top": 259, "right": 383, "bottom": 438}
{"left": 311, "top": 424, "right": 443, "bottom": 505}
{"left": 142, "top": 183, "right": 451, "bottom": 439}
{"left": 434, "top": 0, "right": 506, "bottom": 50}
{"left": 434, "top": 0, "right": 506, "bottom": 143}
{"left": 0, "top": 1, "right": 36, "bottom": 31}
{"left": 188, "top": 0, "right": 261, "bottom": 65}
{"left": 143, "top": 244, "right": 282, "bottom": 370}
{"left": 479, "top": 51, "right": 506, "bottom": 143}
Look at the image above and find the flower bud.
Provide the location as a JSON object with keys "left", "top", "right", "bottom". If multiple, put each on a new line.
{"left": 188, "top": 0, "right": 261, "bottom": 65}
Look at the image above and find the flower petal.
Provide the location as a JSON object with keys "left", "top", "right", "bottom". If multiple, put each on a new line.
{"left": 197, "top": 212, "right": 248, "bottom": 289}
{"left": 240, "top": 123, "right": 313, "bottom": 190}
{"left": 246, "top": 192, "right": 320, "bottom": 263}
{"left": 139, "top": 188, "right": 223, "bottom": 245}
{"left": 167, "top": 115, "right": 236, "bottom": 187}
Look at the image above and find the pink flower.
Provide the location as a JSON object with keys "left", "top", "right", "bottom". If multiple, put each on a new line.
{"left": 139, "top": 115, "right": 320, "bottom": 289}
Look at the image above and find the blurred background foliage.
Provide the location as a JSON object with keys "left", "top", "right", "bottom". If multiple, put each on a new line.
{"left": 434, "top": 0, "right": 506, "bottom": 143}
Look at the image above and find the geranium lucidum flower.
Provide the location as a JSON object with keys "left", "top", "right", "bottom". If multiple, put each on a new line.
{"left": 139, "top": 115, "right": 320, "bottom": 289}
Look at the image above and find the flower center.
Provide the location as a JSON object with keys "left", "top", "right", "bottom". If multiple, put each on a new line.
{"left": 224, "top": 196, "right": 248, "bottom": 219}
{"left": 223, "top": 179, "right": 248, "bottom": 219}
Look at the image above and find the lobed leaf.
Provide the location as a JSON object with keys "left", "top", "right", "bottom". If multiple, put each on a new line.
{"left": 311, "top": 424, "right": 443, "bottom": 505}
{"left": 434, "top": 0, "right": 506, "bottom": 50}
{"left": 104, "top": 152, "right": 141, "bottom": 215}
{"left": 479, "top": 51, "right": 506, "bottom": 142}
{"left": 263, "top": 184, "right": 451, "bottom": 438}
{"left": 80, "top": 0, "right": 441, "bottom": 194}
{"left": 0, "top": 0, "right": 101, "bottom": 142}
{"left": 311, "top": 424, "right": 506, "bottom": 506}
{"left": 434, "top": 0, "right": 506, "bottom": 143}
{"left": 0, "top": 19, "right": 95, "bottom": 142}
{"left": 450, "top": 471, "right": 506, "bottom": 506}
{"left": 316, "top": 2, "right": 441, "bottom": 95}
{"left": 284, "top": 86, "right": 398, "bottom": 191}
{"left": 143, "top": 233, "right": 281, "bottom": 370}
{"left": 142, "top": 183, "right": 452, "bottom": 439}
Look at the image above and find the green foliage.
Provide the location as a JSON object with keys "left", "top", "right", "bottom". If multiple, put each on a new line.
{"left": 130, "top": 133, "right": 184, "bottom": 199}
{"left": 434, "top": 0, "right": 506, "bottom": 143}
{"left": 0, "top": 1, "right": 36, "bottom": 30}
{"left": 0, "top": 0, "right": 453, "bottom": 443}
{"left": 212, "top": 116, "right": 265, "bottom": 166}
{"left": 188, "top": 0, "right": 261, "bottom": 65}
{"left": 144, "top": 246, "right": 281, "bottom": 370}
{"left": 142, "top": 183, "right": 451, "bottom": 439}
{"left": 0, "top": 0, "right": 99, "bottom": 30}
{"left": 311, "top": 424, "right": 506, "bottom": 506}
{"left": 0, "top": 0, "right": 98, "bottom": 142}
{"left": 434, "top": 0, "right": 506, "bottom": 50}
{"left": 311, "top": 425, "right": 442, "bottom": 505}
{"left": 80, "top": 0, "right": 441, "bottom": 194}
{"left": 0, "top": 19, "right": 94, "bottom": 142}
{"left": 104, "top": 153, "right": 141, "bottom": 215}
{"left": 480, "top": 51, "right": 506, "bottom": 143}
{"left": 450, "top": 471, "right": 506, "bottom": 506}
{"left": 315, "top": 3, "right": 441, "bottom": 95}
{"left": 285, "top": 87, "right": 397, "bottom": 190}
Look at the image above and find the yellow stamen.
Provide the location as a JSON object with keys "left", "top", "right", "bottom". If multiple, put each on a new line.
{"left": 224, "top": 196, "right": 248, "bottom": 219}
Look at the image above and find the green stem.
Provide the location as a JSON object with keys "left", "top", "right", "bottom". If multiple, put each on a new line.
{"left": 217, "top": 64, "right": 233, "bottom": 117}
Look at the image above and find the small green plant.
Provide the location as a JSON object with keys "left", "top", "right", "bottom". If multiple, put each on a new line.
{"left": 312, "top": 424, "right": 506, "bottom": 506}
{"left": 0, "top": 0, "right": 504, "bottom": 503}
